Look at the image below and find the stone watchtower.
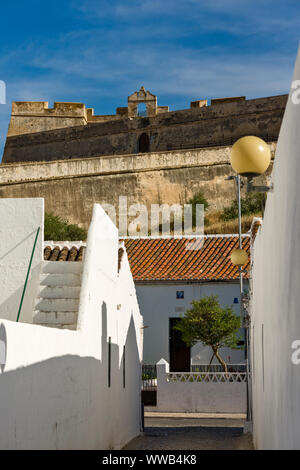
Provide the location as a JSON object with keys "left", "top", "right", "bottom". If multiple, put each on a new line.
{"left": 115, "top": 86, "right": 169, "bottom": 118}
{"left": 128, "top": 86, "right": 157, "bottom": 117}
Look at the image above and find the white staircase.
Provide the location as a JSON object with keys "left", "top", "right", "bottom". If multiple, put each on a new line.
{"left": 33, "top": 261, "right": 83, "bottom": 330}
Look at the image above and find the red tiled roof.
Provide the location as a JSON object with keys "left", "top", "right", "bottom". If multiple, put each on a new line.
{"left": 44, "top": 245, "right": 85, "bottom": 261}
{"left": 122, "top": 236, "right": 250, "bottom": 282}
{"left": 44, "top": 243, "right": 124, "bottom": 272}
{"left": 44, "top": 235, "right": 250, "bottom": 282}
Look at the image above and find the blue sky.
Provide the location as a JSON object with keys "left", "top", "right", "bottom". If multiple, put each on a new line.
{"left": 0, "top": 0, "right": 299, "bottom": 159}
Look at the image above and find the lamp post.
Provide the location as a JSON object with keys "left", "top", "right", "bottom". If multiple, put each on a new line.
{"left": 228, "top": 135, "right": 272, "bottom": 431}
{"left": 227, "top": 175, "right": 250, "bottom": 422}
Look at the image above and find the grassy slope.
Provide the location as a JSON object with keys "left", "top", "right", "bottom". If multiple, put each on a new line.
{"left": 204, "top": 211, "right": 261, "bottom": 234}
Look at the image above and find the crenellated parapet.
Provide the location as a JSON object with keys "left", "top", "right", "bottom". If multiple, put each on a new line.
{"left": 8, "top": 101, "right": 89, "bottom": 136}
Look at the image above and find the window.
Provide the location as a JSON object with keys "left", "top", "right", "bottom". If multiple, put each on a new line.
{"left": 176, "top": 291, "right": 184, "bottom": 299}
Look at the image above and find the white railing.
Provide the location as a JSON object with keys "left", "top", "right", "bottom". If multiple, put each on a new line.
{"left": 167, "top": 372, "right": 247, "bottom": 383}
{"left": 154, "top": 359, "right": 247, "bottom": 413}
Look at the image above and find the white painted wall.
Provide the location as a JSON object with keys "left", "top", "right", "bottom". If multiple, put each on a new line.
{"left": 250, "top": 48, "right": 300, "bottom": 449}
{"left": 0, "top": 203, "right": 143, "bottom": 450}
{"left": 136, "top": 282, "right": 246, "bottom": 365}
{"left": 0, "top": 198, "right": 44, "bottom": 323}
{"left": 155, "top": 359, "right": 246, "bottom": 413}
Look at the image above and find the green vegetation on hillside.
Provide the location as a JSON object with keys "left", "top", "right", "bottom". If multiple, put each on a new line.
{"left": 187, "top": 191, "right": 264, "bottom": 234}
{"left": 220, "top": 193, "right": 265, "bottom": 221}
{"left": 44, "top": 213, "right": 87, "bottom": 241}
{"left": 187, "top": 192, "right": 209, "bottom": 228}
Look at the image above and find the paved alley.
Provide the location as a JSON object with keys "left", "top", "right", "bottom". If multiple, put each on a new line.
{"left": 123, "top": 415, "right": 254, "bottom": 450}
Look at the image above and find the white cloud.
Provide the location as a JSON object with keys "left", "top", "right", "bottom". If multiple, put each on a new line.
{"left": 74, "top": 0, "right": 300, "bottom": 38}
{"left": 0, "top": 0, "right": 298, "bottom": 160}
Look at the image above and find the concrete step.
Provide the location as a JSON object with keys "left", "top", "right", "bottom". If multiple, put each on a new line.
{"left": 42, "top": 261, "right": 83, "bottom": 274}
{"left": 38, "top": 286, "right": 81, "bottom": 299}
{"left": 34, "top": 261, "right": 83, "bottom": 330}
{"left": 33, "top": 311, "right": 78, "bottom": 325}
{"left": 35, "top": 298, "right": 79, "bottom": 312}
{"left": 40, "top": 324, "right": 77, "bottom": 330}
{"left": 40, "top": 273, "right": 81, "bottom": 287}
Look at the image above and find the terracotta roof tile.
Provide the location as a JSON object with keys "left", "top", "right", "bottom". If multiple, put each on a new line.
{"left": 122, "top": 236, "right": 250, "bottom": 282}
{"left": 43, "top": 235, "right": 250, "bottom": 282}
{"left": 44, "top": 245, "right": 85, "bottom": 262}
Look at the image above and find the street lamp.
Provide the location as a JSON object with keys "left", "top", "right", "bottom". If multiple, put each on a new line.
{"left": 230, "top": 248, "right": 248, "bottom": 267}
{"left": 227, "top": 135, "right": 272, "bottom": 432}
{"left": 231, "top": 136, "right": 272, "bottom": 192}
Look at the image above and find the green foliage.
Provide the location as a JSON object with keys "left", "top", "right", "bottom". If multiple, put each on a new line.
{"left": 187, "top": 192, "right": 209, "bottom": 228}
{"left": 175, "top": 295, "right": 242, "bottom": 371}
{"left": 175, "top": 295, "right": 241, "bottom": 349}
{"left": 44, "top": 212, "right": 87, "bottom": 241}
{"left": 220, "top": 192, "right": 264, "bottom": 221}
{"left": 142, "top": 374, "right": 151, "bottom": 380}
{"left": 187, "top": 192, "right": 209, "bottom": 211}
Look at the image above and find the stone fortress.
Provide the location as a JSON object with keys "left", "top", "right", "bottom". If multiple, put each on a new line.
{"left": 0, "top": 87, "right": 287, "bottom": 229}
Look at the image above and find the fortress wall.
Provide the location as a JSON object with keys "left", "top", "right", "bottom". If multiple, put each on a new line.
{"left": 2, "top": 94, "right": 286, "bottom": 164}
{"left": 0, "top": 145, "right": 275, "bottom": 229}
{"left": 7, "top": 102, "right": 88, "bottom": 137}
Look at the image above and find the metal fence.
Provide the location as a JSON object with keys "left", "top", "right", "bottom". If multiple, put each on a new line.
{"left": 142, "top": 364, "right": 157, "bottom": 390}
{"left": 142, "top": 363, "right": 246, "bottom": 389}
{"left": 191, "top": 364, "right": 247, "bottom": 373}
{"left": 166, "top": 134, "right": 278, "bottom": 152}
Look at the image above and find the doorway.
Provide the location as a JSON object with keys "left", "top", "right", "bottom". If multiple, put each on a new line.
{"left": 169, "top": 318, "right": 191, "bottom": 372}
{"left": 138, "top": 133, "right": 150, "bottom": 153}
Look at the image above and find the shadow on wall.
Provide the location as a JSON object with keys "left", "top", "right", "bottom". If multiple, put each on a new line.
{"left": 0, "top": 230, "right": 38, "bottom": 262}
{"left": 0, "top": 303, "right": 141, "bottom": 450}
{"left": 0, "top": 263, "right": 41, "bottom": 323}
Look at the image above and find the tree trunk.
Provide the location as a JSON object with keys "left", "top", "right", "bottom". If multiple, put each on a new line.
{"left": 207, "top": 352, "right": 215, "bottom": 372}
{"left": 213, "top": 347, "right": 228, "bottom": 373}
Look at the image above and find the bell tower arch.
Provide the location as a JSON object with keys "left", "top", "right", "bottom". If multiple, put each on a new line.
{"left": 128, "top": 86, "right": 157, "bottom": 118}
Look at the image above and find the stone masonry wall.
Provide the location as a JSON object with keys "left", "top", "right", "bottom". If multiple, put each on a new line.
{"left": 2, "top": 94, "right": 286, "bottom": 164}
{"left": 0, "top": 145, "right": 275, "bottom": 230}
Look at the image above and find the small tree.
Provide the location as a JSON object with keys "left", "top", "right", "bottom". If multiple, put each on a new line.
{"left": 44, "top": 212, "right": 87, "bottom": 241}
{"left": 175, "top": 295, "right": 242, "bottom": 372}
{"left": 187, "top": 192, "right": 209, "bottom": 228}
{"left": 220, "top": 192, "right": 264, "bottom": 221}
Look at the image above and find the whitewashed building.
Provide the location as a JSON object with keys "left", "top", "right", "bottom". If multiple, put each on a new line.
{"left": 0, "top": 198, "right": 143, "bottom": 450}
{"left": 123, "top": 235, "right": 249, "bottom": 370}
{"left": 250, "top": 47, "right": 300, "bottom": 449}
{"left": 42, "top": 234, "right": 250, "bottom": 372}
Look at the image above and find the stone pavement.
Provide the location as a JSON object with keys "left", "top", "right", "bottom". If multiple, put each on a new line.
{"left": 123, "top": 415, "right": 254, "bottom": 450}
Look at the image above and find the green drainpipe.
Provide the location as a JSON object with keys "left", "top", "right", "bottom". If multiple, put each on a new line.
{"left": 16, "top": 227, "right": 40, "bottom": 323}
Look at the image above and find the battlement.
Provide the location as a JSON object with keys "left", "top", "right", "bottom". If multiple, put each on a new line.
{"left": 2, "top": 93, "right": 287, "bottom": 164}
{"left": 8, "top": 88, "right": 250, "bottom": 138}
{"left": 3, "top": 89, "right": 288, "bottom": 165}
{"left": 8, "top": 101, "right": 89, "bottom": 136}
{"left": 11, "top": 101, "right": 88, "bottom": 116}
{"left": 211, "top": 96, "right": 246, "bottom": 105}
